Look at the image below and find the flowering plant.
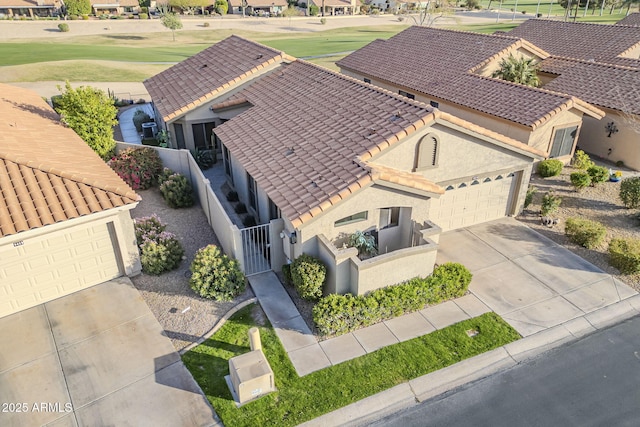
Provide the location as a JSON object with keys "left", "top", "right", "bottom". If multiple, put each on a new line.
{"left": 612, "top": 170, "right": 623, "bottom": 178}
{"left": 108, "top": 147, "right": 162, "bottom": 190}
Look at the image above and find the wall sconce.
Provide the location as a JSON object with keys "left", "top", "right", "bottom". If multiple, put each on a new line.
{"left": 280, "top": 231, "right": 297, "bottom": 244}
{"left": 605, "top": 121, "right": 619, "bottom": 138}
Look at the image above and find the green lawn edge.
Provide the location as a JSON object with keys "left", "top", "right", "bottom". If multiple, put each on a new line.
{"left": 182, "top": 304, "right": 520, "bottom": 427}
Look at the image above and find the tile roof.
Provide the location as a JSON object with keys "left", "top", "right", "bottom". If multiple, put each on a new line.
{"left": 245, "top": 0, "right": 287, "bottom": 6}
{"left": 143, "top": 35, "right": 289, "bottom": 122}
{"left": 0, "top": 0, "right": 58, "bottom": 6}
{"left": 213, "top": 59, "right": 541, "bottom": 227}
{"left": 0, "top": 84, "right": 138, "bottom": 238}
{"left": 336, "top": 26, "right": 597, "bottom": 129}
{"left": 309, "top": 0, "right": 354, "bottom": 7}
{"left": 617, "top": 13, "right": 640, "bottom": 27}
{"left": 508, "top": 19, "right": 640, "bottom": 68}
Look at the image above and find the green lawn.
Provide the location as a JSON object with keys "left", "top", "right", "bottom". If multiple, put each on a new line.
{"left": 479, "top": 0, "right": 634, "bottom": 22}
{"left": 182, "top": 304, "right": 520, "bottom": 427}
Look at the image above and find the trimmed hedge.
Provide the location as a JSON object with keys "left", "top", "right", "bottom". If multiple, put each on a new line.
{"left": 565, "top": 217, "right": 606, "bottom": 249}
{"left": 160, "top": 172, "right": 194, "bottom": 208}
{"left": 190, "top": 245, "right": 245, "bottom": 301}
{"left": 312, "top": 262, "right": 472, "bottom": 336}
{"left": 609, "top": 238, "right": 640, "bottom": 274}
{"left": 291, "top": 254, "right": 326, "bottom": 301}
{"left": 620, "top": 177, "right": 640, "bottom": 209}
{"left": 537, "top": 159, "right": 563, "bottom": 178}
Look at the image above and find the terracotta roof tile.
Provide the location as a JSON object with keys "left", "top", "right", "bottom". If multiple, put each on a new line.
{"left": 144, "top": 35, "right": 287, "bottom": 122}
{"left": 368, "top": 163, "right": 445, "bottom": 195}
{"left": 617, "top": 13, "right": 640, "bottom": 27}
{"left": 0, "top": 84, "right": 138, "bottom": 238}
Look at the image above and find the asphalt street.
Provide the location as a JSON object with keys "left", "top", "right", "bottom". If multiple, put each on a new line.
{"left": 370, "top": 315, "right": 640, "bottom": 427}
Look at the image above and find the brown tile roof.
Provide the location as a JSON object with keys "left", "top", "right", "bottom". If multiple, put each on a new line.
{"left": 0, "top": 0, "right": 58, "bottom": 6}
{"left": 143, "top": 35, "right": 289, "bottom": 122}
{"left": 309, "top": 0, "right": 353, "bottom": 7}
{"left": 508, "top": 19, "right": 640, "bottom": 68}
{"left": 336, "top": 26, "right": 597, "bottom": 129}
{"left": 90, "top": 0, "right": 138, "bottom": 6}
{"left": 617, "top": 13, "right": 640, "bottom": 27}
{"left": 0, "top": 84, "right": 138, "bottom": 238}
{"left": 245, "top": 0, "right": 287, "bottom": 6}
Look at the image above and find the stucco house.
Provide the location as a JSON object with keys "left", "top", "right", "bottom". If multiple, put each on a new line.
{"left": 0, "top": 84, "right": 141, "bottom": 319}
{"left": 508, "top": 19, "right": 640, "bottom": 170}
{"left": 336, "top": 26, "right": 604, "bottom": 164}
{"left": 144, "top": 36, "right": 545, "bottom": 295}
{"left": 0, "top": 0, "right": 62, "bottom": 17}
{"left": 90, "top": 0, "right": 140, "bottom": 16}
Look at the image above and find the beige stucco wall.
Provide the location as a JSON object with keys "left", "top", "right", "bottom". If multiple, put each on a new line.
{"left": 579, "top": 110, "right": 640, "bottom": 171}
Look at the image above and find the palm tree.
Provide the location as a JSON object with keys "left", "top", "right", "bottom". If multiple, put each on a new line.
{"left": 491, "top": 55, "right": 541, "bottom": 88}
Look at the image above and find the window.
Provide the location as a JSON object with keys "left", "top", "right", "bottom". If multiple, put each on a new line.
{"left": 247, "top": 172, "right": 258, "bottom": 215}
{"left": 398, "top": 90, "right": 415, "bottom": 100}
{"left": 549, "top": 126, "right": 578, "bottom": 158}
{"left": 268, "top": 198, "right": 281, "bottom": 221}
{"left": 430, "top": 101, "right": 439, "bottom": 108}
{"left": 379, "top": 207, "right": 400, "bottom": 229}
{"left": 364, "top": 78, "right": 371, "bottom": 84}
{"left": 414, "top": 134, "right": 439, "bottom": 170}
{"left": 222, "top": 144, "right": 233, "bottom": 184}
{"left": 173, "top": 123, "right": 186, "bottom": 149}
{"left": 334, "top": 211, "right": 368, "bottom": 227}
{"left": 192, "top": 122, "right": 216, "bottom": 150}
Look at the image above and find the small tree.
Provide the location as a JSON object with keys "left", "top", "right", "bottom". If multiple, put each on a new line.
{"left": 54, "top": 82, "right": 117, "bottom": 160}
{"left": 492, "top": 54, "right": 541, "bottom": 87}
{"left": 215, "top": 0, "right": 228, "bottom": 14}
{"left": 161, "top": 13, "right": 183, "bottom": 41}
{"left": 64, "top": 0, "right": 91, "bottom": 16}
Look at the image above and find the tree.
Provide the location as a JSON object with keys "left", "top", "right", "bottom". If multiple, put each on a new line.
{"left": 169, "top": 0, "right": 208, "bottom": 14}
{"left": 54, "top": 82, "right": 117, "bottom": 161}
{"left": 215, "top": 0, "right": 228, "bottom": 14}
{"left": 282, "top": 5, "right": 299, "bottom": 24}
{"left": 161, "top": 12, "right": 183, "bottom": 41}
{"left": 410, "top": 0, "right": 455, "bottom": 27}
{"left": 492, "top": 55, "right": 541, "bottom": 87}
{"left": 64, "top": 0, "right": 91, "bottom": 16}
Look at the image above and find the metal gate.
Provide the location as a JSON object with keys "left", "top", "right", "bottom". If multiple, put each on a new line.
{"left": 240, "top": 223, "right": 271, "bottom": 276}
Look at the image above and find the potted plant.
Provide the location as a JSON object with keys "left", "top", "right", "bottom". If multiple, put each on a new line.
{"left": 346, "top": 230, "right": 377, "bottom": 258}
{"left": 610, "top": 170, "right": 623, "bottom": 182}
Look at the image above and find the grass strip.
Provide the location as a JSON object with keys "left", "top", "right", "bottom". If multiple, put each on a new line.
{"left": 182, "top": 304, "right": 520, "bottom": 427}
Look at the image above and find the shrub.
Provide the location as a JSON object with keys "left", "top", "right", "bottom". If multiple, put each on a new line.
{"left": 82, "top": 14, "right": 89, "bottom": 19}
{"left": 309, "top": 4, "right": 319, "bottom": 15}
{"left": 524, "top": 185, "right": 536, "bottom": 209}
{"left": 139, "top": 232, "right": 184, "bottom": 275}
{"left": 157, "top": 167, "right": 176, "bottom": 186}
{"left": 565, "top": 218, "right": 606, "bottom": 249}
{"left": 134, "top": 214, "right": 165, "bottom": 245}
{"left": 570, "top": 171, "right": 591, "bottom": 191}
{"left": 541, "top": 191, "right": 561, "bottom": 216}
{"left": 347, "top": 230, "right": 377, "bottom": 257}
{"left": 609, "top": 238, "right": 640, "bottom": 274}
{"left": 132, "top": 109, "right": 152, "bottom": 132}
{"left": 291, "top": 254, "right": 326, "bottom": 301}
{"left": 619, "top": 177, "right": 640, "bottom": 209}
{"left": 226, "top": 190, "right": 239, "bottom": 202}
{"left": 160, "top": 173, "right": 194, "bottom": 208}
{"left": 616, "top": 160, "right": 625, "bottom": 167}
{"left": 587, "top": 165, "right": 609, "bottom": 186}
{"left": 58, "top": 23, "right": 69, "bottom": 32}
{"left": 203, "top": 21, "right": 210, "bottom": 27}
{"left": 190, "top": 245, "right": 245, "bottom": 301}
{"left": 108, "top": 147, "right": 163, "bottom": 190}
{"left": 320, "top": 17, "right": 326, "bottom": 24}
{"left": 537, "top": 159, "right": 563, "bottom": 178}
{"left": 191, "top": 148, "right": 214, "bottom": 170}
{"left": 312, "top": 262, "right": 472, "bottom": 336}
{"left": 140, "top": 12, "right": 149, "bottom": 19}
{"left": 572, "top": 150, "right": 594, "bottom": 170}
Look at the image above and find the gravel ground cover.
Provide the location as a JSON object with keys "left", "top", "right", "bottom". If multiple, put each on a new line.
{"left": 130, "top": 188, "right": 254, "bottom": 352}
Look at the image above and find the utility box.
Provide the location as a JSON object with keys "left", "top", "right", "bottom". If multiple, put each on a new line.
{"left": 228, "top": 350, "right": 275, "bottom": 405}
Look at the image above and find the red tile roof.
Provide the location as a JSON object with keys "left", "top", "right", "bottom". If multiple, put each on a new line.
{"left": 143, "top": 35, "right": 289, "bottom": 122}
{"left": 0, "top": 84, "right": 138, "bottom": 238}
{"left": 617, "top": 13, "right": 640, "bottom": 27}
{"left": 336, "top": 26, "right": 598, "bottom": 129}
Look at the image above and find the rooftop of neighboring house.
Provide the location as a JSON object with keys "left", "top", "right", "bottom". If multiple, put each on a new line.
{"left": 309, "top": 0, "right": 354, "bottom": 7}
{"left": 0, "top": 0, "right": 59, "bottom": 7}
{"left": 507, "top": 19, "right": 640, "bottom": 68}
{"left": 0, "top": 84, "right": 138, "bottom": 238}
{"left": 336, "top": 26, "right": 600, "bottom": 129}
{"left": 144, "top": 35, "right": 288, "bottom": 122}
{"left": 244, "top": 0, "right": 288, "bottom": 7}
{"left": 617, "top": 13, "right": 640, "bottom": 26}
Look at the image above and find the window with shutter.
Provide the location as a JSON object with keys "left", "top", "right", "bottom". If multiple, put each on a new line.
{"left": 549, "top": 126, "right": 578, "bottom": 158}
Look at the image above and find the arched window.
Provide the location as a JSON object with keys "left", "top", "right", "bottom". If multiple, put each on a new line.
{"left": 414, "top": 134, "right": 439, "bottom": 171}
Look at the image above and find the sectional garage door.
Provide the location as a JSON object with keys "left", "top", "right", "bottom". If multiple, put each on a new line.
{"left": 430, "top": 172, "right": 518, "bottom": 232}
{"left": 0, "top": 222, "right": 122, "bottom": 318}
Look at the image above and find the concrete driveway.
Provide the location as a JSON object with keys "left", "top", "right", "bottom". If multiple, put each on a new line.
{"left": 436, "top": 218, "right": 638, "bottom": 337}
{"left": 0, "top": 278, "right": 218, "bottom": 427}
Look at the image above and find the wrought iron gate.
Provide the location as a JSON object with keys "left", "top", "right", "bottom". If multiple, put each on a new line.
{"left": 240, "top": 223, "right": 271, "bottom": 276}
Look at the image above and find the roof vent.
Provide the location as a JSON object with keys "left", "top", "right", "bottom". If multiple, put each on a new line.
{"left": 201, "top": 64, "right": 208, "bottom": 69}
{"left": 256, "top": 54, "right": 264, "bottom": 59}
{"left": 390, "top": 111, "right": 403, "bottom": 122}
{"left": 285, "top": 147, "right": 295, "bottom": 156}
{"left": 368, "top": 127, "right": 377, "bottom": 135}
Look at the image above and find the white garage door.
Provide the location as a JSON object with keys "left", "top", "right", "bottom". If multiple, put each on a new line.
{"left": 430, "top": 172, "right": 517, "bottom": 231}
{"left": 0, "top": 222, "right": 122, "bottom": 318}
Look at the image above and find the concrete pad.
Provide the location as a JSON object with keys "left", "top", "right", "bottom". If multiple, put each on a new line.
{"left": 453, "top": 294, "right": 491, "bottom": 318}
{"left": 409, "top": 347, "right": 516, "bottom": 402}
{"left": 501, "top": 318, "right": 547, "bottom": 337}
{"left": 75, "top": 362, "right": 218, "bottom": 427}
{"left": 0, "top": 305, "right": 55, "bottom": 372}
{"left": 436, "top": 228, "right": 507, "bottom": 271}
{"left": 46, "top": 278, "right": 151, "bottom": 348}
{"left": 467, "top": 218, "right": 555, "bottom": 259}
{"left": 584, "top": 300, "right": 638, "bottom": 330}
{"left": 563, "top": 277, "right": 626, "bottom": 313}
{"left": 352, "top": 323, "right": 399, "bottom": 353}
{"left": 272, "top": 315, "right": 317, "bottom": 352}
{"left": 258, "top": 293, "right": 304, "bottom": 325}
{"left": 384, "top": 312, "right": 436, "bottom": 342}
{"left": 420, "top": 301, "right": 470, "bottom": 329}
{"left": 504, "top": 325, "right": 575, "bottom": 362}
{"left": 561, "top": 316, "right": 597, "bottom": 339}
{"left": 502, "top": 296, "right": 583, "bottom": 335}
{"left": 59, "top": 315, "right": 179, "bottom": 408}
{"left": 513, "top": 250, "right": 608, "bottom": 294}
{"left": 0, "top": 353, "right": 73, "bottom": 427}
{"left": 613, "top": 277, "right": 638, "bottom": 300}
{"left": 287, "top": 344, "right": 331, "bottom": 377}
{"left": 44, "top": 414, "right": 78, "bottom": 427}
{"left": 469, "top": 261, "right": 556, "bottom": 315}
{"left": 320, "top": 333, "right": 366, "bottom": 365}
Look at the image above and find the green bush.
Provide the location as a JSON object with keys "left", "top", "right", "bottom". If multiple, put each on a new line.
{"left": 108, "top": 147, "right": 163, "bottom": 190}
{"left": 541, "top": 191, "right": 562, "bottom": 216}
{"left": 291, "top": 254, "right": 326, "bottom": 301}
{"left": 309, "top": 4, "right": 319, "bottom": 15}
{"left": 347, "top": 230, "right": 377, "bottom": 257}
{"left": 160, "top": 173, "right": 194, "bottom": 208}
{"left": 537, "top": 159, "right": 564, "bottom": 178}
{"left": 135, "top": 215, "right": 184, "bottom": 275}
{"left": 132, "top": 109, "right": 152, "bottom": 132}
{"left": 320, "top": 17, "right": 326, "bottom": 24}
{"left": 587, "top": 165, "right": 609, "bottom": 186}
{"left": 524, "top": 185, "right": 536, "bottom": 209}
{"left": 609, "top": 238, "right": 640, "bottom": 274}
{"left": 190, "top": 245, "right": 245, "bottom": 301}
{"left": 157, "top": 167, "right": 176, "bottom": 186}
{"left": 565, "top": 218, "right": 606, "bottom": 249}
{"left": 191, "top": 148, "right": 214, "bottom": 170}
{"left": 572, "top": 149, "right": 594, "bottom": 170}
{"left": 570, "top": 171, "right": 591, "bottom": 191}
{"left": 619, "top": 177, "right": 640, "bottom": 209}
{"left": 312, "top": 263, "right": 472, "bottom": 336}
{"left": 58, "top": 23, "right": 69, "bottom": 32}
{"left": 134, "top": 214, "right": 165, "bottom": 245}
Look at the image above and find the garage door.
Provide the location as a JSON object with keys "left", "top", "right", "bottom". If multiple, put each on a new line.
{"left": 0, "top": 222, "right": 122, "bottom": 318}
{"left": 430, "top": 172, "right": 517, "bottom": 231}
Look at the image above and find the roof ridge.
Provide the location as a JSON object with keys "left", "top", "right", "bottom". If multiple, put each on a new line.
{"left": 226, "top": 34, "right": 288, "bottom": 57}
{"left": 547, "top": 55, "right": 640, "bottom": 71}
